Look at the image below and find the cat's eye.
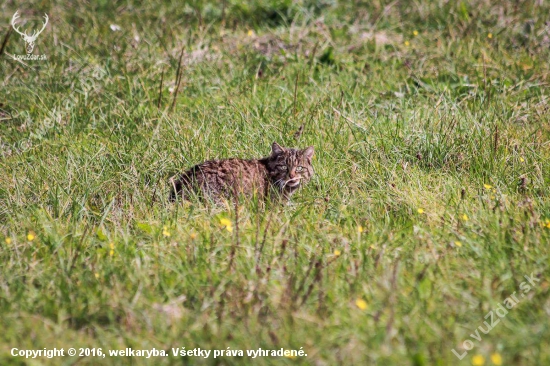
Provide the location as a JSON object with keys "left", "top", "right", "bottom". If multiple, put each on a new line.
{"left": 279, "top": 165, "right": 287, "bottom": 171}
{"left": 296, "top": 166, "right": 304, "bottom": 172}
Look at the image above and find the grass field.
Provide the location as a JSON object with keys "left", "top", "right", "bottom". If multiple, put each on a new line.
{"left": 1, "top": 0, "right": 550, "bottom": 364}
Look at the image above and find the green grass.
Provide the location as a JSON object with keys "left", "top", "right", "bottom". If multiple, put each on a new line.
{"left": 1, "top": 0, "right": 550, "bottom": 365}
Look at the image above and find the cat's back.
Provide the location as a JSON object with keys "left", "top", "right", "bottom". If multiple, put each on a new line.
{"left": 171, "top": 157, "right": 268, "bottom": 200}
{"left": 190, "top": 158, "right": 267, "bottom": 181}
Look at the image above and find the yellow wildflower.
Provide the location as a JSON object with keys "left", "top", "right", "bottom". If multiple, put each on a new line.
{"left": 462, "top": 214, "right": 469, "bottom": 221}
{"left": 355, "top": 298, "right": 368, "bottom": 310}
{"left": 190, "top": 232, "right": 197, "bottom": 240}
{"left": 519, "top": 157, "right": 525, "bottom": 162}
{"left": 162, "top": 226, "right": 171, "bottom": 237}
{"left": 247, "top": 29, "right": 254, "bottom": 37}
{"left": 413, "top": 30, "right": 419, "bottom": 36}
{"left": 490, "top": 353, "right": 502, "bottom": 365}
{"left": 472, "top": 354, "right": 485, "bottom": 366}
{"left": 483, "top": 184, "right": 492, "bottom": 189}
{"left": 109, "top": 249, "right": 114, "bottom": 256}
{"left": 487, "top": 33, "right": 493, "bottom": 39}
{"left": 334, "top": 249, "right": 341, "bottom": 256}
{"left": 404, "top": 40, "right": 410, "bottom": 46}
{"left": 417, "top": 208, "right": 424, "bottom": 214}
{"left": 455, "top": 241, "right": 462, "bottom": 247}
{"left": 94, "top": 273, "right": 100, "bottom": 279}
{"left": 545, "top": 220, "right": 550, "bottom": 229}
{"left": 357, "top": 225, "right": 364, "bottom": 233}
{"left": 5, "top": 237, "right": 11, "bottom": 245}
{"left": 220, "top": 218, "right": 233, "bottom": 233}
{"left": 27, "top": 231, "right": 36, "bottom": 241}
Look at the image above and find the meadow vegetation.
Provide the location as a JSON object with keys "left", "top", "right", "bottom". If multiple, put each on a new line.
{"left": 1, "top": 0, "right": 550, "bottom": 364}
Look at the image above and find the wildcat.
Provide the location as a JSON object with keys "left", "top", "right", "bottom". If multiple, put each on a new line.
{"left": 169, "top": 142, "right": 314, "bottom": 203}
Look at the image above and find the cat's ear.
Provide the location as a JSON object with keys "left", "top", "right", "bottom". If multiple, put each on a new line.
{"left": 271, "top": 142, "right": 285, "bottom": 155}
{"left": 303, "top": 146, "right": 314, "bottom": 160}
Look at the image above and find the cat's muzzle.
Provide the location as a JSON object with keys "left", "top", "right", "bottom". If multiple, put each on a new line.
{"left": 285, "top": 178, "right": 301, "bottom": 187}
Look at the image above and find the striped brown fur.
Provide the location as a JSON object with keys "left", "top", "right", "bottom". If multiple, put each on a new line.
{"left": 170, "top": 142, "right": 314, "bottom": 203}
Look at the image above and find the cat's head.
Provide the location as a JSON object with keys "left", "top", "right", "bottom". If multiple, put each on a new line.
{"left": 265, "top": 142, "right": 314, "bottom": 192}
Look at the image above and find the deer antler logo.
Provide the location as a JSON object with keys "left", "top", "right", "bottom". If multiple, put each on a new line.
{"left": 11, "top": 11, "right": 49, "bottom": 54}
